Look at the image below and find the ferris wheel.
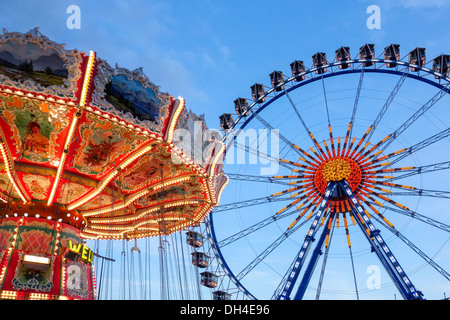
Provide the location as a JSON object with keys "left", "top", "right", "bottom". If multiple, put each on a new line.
{"left": 206, "top": 44, "right": 450, "bottom": 300}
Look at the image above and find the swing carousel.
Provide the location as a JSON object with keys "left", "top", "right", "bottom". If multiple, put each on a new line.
{"left": 0, "top": 28, "right": 227, "bottom": 300}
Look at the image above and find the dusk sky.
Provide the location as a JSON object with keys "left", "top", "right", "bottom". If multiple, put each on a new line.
{"left": 1, "top": 0, "right": 449, "bottom": 128}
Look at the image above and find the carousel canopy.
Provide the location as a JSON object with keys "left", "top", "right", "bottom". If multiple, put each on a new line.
{"left": 0, "top": 28, "right": 227, "bottom": 240}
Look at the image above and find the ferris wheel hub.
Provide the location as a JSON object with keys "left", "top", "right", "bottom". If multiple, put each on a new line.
{"left": 322, "top": 158, "right": 351, "bottom": 181}
{"left": 314, "top": 156, "right": 362, "bottom": 196}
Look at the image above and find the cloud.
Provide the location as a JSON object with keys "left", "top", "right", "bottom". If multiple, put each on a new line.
{"left": 202, "top": 53, "right": 216, "bottom": 67}
{"left": 212, "top": 37, "right": 231, "bottom": 60}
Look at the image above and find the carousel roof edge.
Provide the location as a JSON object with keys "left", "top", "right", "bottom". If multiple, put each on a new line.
{"left": 0, "top": 28, "right": 214, "bottom": 143}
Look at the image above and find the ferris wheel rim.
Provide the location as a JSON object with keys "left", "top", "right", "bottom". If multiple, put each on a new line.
{"left": 223, "top": 59, "right": 450, "bottom": 145}
{"left": 208, "top": 48, "right": 450, "bottom": 300}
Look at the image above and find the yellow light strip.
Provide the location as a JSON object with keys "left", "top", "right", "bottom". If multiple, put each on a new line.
{"left": 52, "top": 222, "right": 61, "bottom": 255}
{"left": 47, "top": 50, "right": 96, "bottom": 206}
{"left": 46, "top": 116, "right": 79, "bottom": 205}
{"left": 88, "top": 213, "right": 191, "bottom": 231}
{"left": 181, "top": 203, "right": 213, "bottom": 227}
{"left": 0, "top": 290, "right": 18, "bottom": 300}
{"left": 0, "top": 193, "right": 8, "bottom": 203}
{"left": 88, "top": 199, "right": 201, "bottom": 223}
{"left": 166, "top": 97, "right": 185, "bottom": 143}
{"left": 83, "top": 202, "right": 213, "bottom": 239}
{"left": 206, "top": 140, "right": 226, "bottom": 178}
{"left": 124, "top": 175, "right": 192, "bottom": 206}
{"left": 169, "top": 143, "right": 206, "bottom": 176}
{"left": 81, "top": 175, "right": 193, "bottom": 217}
{"left": 29, "top": 293, "right": 51, "bottom": 300}
{"left": 79, "top": 51, "right": 96, "bottom": 106}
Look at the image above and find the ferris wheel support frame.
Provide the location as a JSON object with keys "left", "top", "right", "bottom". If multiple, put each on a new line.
{"left": 277, "top": 182, "right": 337, "bottom": 300}
{"left": 279, "top": 179, "right": 423, "bottom": 300}
{"left": 338, "top": 180, "right": 422, "bottom": 300}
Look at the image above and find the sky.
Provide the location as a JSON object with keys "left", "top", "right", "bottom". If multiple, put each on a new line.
{"left": 1, "top": 0, "right": 449, "bottom": 127}
{"left": 1, "top": 0, "right": 450, "bottom": 300}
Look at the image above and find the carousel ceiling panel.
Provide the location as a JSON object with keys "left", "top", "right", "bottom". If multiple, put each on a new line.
{"left": 18, "top": 172, "right": 52, "bottom": 201}
{"left": 80, "top": 174, "right": 212, "bottom": 239}
{"left": 116, "top": 145, "right": 198, "bottom": 194}
{"left": 69, "top": 111, "right": 148, "bottom": 178}
{"left": 0, "top": 170, "right": 19, "bottom": 200}
{"left": 77, "top": 190, "right": 118, "bottom": 211}
{"left": 0, "top": 92, "right": 73, "bottom": 165}
{"left": 54, "top": 179, "right": 93, "bottom": 205}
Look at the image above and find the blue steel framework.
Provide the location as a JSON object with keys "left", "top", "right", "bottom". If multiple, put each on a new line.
{"left": 277, "top": 180, "right": 421, "bottom": 300}
{"left": 206, "top": 45, "right": 450, "bottom": 300}
{"left": 278, "top": 182, "right": 338, "bottom": 300}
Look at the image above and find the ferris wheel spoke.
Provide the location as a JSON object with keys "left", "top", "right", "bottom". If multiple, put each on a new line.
{"left": 368, "top": 201, "right": 450, "bottom": 233}
{"left": 351, "top": 191, "right": 395, "bottom": 228}
{"left": 321, "top": 74, "right": 331, "bottom": 126}
{"left": 366, "top": 178, "right": 450, "bottom": 199}
{"left": 368, "top": 127, "right": 450, "bottom": 168}
{"left": 382, "top": 187, "right": 450, "bottom": 200}
{"left": 377, "top": 82, "right": 450, "bottom": 152}
{"left": 350, "top": 84, "right": 450, "bottom": 164}
{"left": 344, "top": 67, "right": 365, "bottom": 150}
{"left": 225, "top": 173, "right": 296, "bottom": 186}
{"left": 217, "top": 206, "right": 302, "bottom": 248}
{"left": 371, "top": 214, "right": 450, "bottom": 282}
{"left": 249, "top": 109, "right": 312, "bottom": 159}
{"left": 387, "top": 160, "right": 450, "bottom": 181}
{"left": 232, "top": 139, "right": 290, "bottom": 170}
{"left": 213, "top": 195, "right": 294, "bottom": 213}
{"left": 235, "top": 217, "right": 310, "bottom": 281}
{"left": 391, "top": 128, "right": 450, "bottom": 166}
{"left": 283, "top": 89, "right": 325, "bottom": 156}
{"left": 320, "top": 74, "right": 339, "bottom": 158}
{"left": 365, "top": 69, "right": 409, "bottom": 143}
{"left": 273, "top": 186, "right": 322, "bottom": 217}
